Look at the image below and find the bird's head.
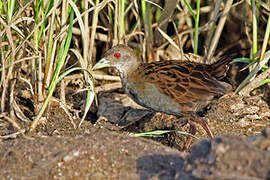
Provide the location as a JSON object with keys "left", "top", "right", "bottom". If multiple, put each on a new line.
{"left": 92, "top": 44, "right": 140, "bottom": 75}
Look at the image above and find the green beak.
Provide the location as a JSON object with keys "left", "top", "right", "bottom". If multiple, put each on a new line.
{"left": 92, "top": 58, "right": 111, "bottom": 70}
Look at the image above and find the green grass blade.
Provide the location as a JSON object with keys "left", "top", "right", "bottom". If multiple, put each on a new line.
{"left": 259, "top": 78, "right": 270, "bottom": 86}
{"left": 135, "top": 130, "right": 173, "bottom": 137}
{"left": 182, "top": 0, "right": 195, "bottom": 20}
{"left": 134, "top": 130, "right": 198, "bottom": 139}
{"left": 251, "top": 0, "right": 258, "bottom": 59}
{"left": 56, "top": 67, "right": 95, "bottom": 84}
{"left": 119, "top": 0, "right": 125, "bottom": 40}
{"left": 231, "top": 57, "right": 254, "bottom": 64}
{"left": 7, "top": 0, "right": 16, "bottom": 22}
{"left": 232, "top": 57, "right": 268, "bottom": 71}
{"left": 259, "top": 14, "right": 270, "bottom": 61}
{"left": 194, "top": 0, "right": 200, "bottom": 54}
{"left": 0, "top": 1, "right": 3, "bottom": 13}
{"left": 56, "top": 67, "right": 82, "bottom": 84}
{"left": 37, "top": 0, "right": 54, "bottom": 43}
{"left": 79, "top": 86, "right": 95, "bottom": 127}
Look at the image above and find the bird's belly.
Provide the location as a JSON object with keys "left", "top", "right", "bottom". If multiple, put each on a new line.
{"left": 124, "top": 82, "right": 182, "bottom": 116}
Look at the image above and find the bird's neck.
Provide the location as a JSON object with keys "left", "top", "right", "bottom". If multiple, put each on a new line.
{"left": 118, "top": 60, "right": 141, "bottom": 80}
{"left": 118, "top": 62, "right": 140, "bottom": 97}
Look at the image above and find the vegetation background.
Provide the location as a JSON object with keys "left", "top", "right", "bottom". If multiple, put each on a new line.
{"left": 0, "top": 0, "right": 269, "bottom": 132}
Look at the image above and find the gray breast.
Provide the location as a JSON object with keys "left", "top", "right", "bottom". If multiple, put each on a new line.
{"left": 122, "top": 81, "right": 182, "bottom": 116}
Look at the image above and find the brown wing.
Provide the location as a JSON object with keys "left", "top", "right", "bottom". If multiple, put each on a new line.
{"left": 136, "top": 60, "right": 231, "bottom": 105}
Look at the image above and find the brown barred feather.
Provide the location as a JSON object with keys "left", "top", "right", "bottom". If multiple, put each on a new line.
{"left": 132, "top": 59, "right": 232, "bottom": 107}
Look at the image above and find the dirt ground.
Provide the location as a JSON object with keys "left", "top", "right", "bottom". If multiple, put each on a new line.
{"left": 0, "top": 83, "right": 270, "bottom": 179}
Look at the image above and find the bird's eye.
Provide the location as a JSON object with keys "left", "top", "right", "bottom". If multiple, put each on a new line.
{"left": 114, "top": 52, "right": 121, "bottom": 58}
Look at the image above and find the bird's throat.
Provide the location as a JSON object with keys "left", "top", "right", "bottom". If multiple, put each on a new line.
{"left": 117, "top": 61, "right": 141, "bottom": 80}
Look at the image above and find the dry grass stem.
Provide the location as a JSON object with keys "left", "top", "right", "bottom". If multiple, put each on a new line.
{"left": 0, "top": 130, "right": 26, "bottom": 140}
{"left": 95, "top": 82, "right": 122, "bottom": 93}
{"left": 239, "top": 66, "right": 270, "bottom": 96}
{"left": 206, "top": 0, "right": 234, "bottom": 63}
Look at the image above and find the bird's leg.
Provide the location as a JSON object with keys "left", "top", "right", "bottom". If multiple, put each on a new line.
{"left": 182, "top": 121, "right": 197, "bottom": 151}
{"left": 193, "top": 117, "right": 214, "bottom": 138}
{"left": 183, "top": 112, "right": 214, "bottom": 138}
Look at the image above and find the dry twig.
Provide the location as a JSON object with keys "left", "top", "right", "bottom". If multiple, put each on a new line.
{"left": 95, "top": 82, "right": 122, "bottom": 93}
{"left": 239, "top": 67, "right": 270, "bottom": 96}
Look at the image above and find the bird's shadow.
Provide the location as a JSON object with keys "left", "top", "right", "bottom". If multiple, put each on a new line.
{"left": 96, "top": 96, "right": 156, "bottom": 128}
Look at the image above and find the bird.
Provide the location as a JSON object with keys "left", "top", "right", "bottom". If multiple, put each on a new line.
{"left": 93, "top": 44, "right": 232, "bottom": 150}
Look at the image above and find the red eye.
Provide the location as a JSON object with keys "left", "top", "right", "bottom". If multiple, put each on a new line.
{"left": 114, "top": 52, "right": 121, "bottom": 58}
